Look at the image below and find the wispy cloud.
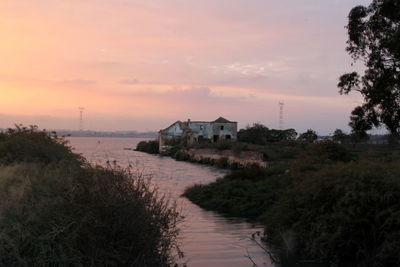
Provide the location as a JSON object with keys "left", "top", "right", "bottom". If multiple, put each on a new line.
{"left": 119, "top": 79, "right": 139, "bottom": 85}
{"left": 0, "top": 0, "right": 371, "bottom": 133}
{"left": 57, "top": 79, "right": 97, "bottom": 85}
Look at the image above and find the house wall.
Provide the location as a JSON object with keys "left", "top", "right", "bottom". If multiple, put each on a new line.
{"left": 186, "top": 121, "right": 237, "bottom": 141}
{"left": 159, "top": 119, "right": 238, "bottom": 153}
{"left": 187, "top": 122, "right": 213, "bottom": 139}
{"left": 163, "top": 122, "right": 183, "bottom": 137}
{"left": 159, "top": 122, "right": 184, "bottom": 152}
{"left": 211, "top": 122, "right": 237, "bottom": 140}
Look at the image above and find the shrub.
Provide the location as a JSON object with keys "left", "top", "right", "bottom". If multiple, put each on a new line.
{"left": 225, "top": 164, "right": 286, "bottom": 182}
{"left": 183, "top": 173, "right": 289, "bottom": 219}
{"left": 0, "top": 127, "right": 181, "bottom": 266}
{"left": 0, "top": 125, "right": 82, "bottom": 165}
{"left": 174, "top": 150, "right": 190, "bottom": 161}
{"left": 216, "top": 140, "right": 233, "bottom": 150}
{"left": 292, "top": 141, "right": 353, "bottom": 172}
{"left": 0, "top": 163, "right": 181, "bottom": 266}
{"left": 216, "top": 157, "right": 229, "bottom": 168}
{"left": 264, "top": 161, "right": 400, "bottom": 267}
{"left": 136, "top": 140, "right": 159, "bottom": 154}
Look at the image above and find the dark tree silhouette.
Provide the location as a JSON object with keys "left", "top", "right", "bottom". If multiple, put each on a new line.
{"left": 298, "top": 129, "right": 318, "bottom": 143}
{"left": 338, "top": 0, "right": 400, "bottom": 140}
{"left": 237, "top": 123, "right": 298, "bottom": 145}
{"left": 332, "top": 129, "right": 349, "bottom": 144}
{"left": 349, "top": 106, "right": 372, "bottom": 142}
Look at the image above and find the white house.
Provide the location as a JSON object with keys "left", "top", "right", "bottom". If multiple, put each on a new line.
{"left": 159, "top": 117, "right": 237, "bottom": 152}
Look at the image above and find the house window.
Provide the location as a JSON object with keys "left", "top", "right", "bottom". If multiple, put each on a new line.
{"left": 200, "top": 125, "right": 204, "bottom": 130}
{"left": 220, "top": 125, "right": 224, "bottom": 130}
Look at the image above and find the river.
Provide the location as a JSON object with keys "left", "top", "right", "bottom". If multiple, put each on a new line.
{"left": 67, "top": 137, "right": 273, "bottom": 267}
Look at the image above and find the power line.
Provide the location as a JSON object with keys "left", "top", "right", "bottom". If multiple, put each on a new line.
{"left": 279, "top": 101, "right": 284, "bottom": 130}
{"left": 78, "top": 107, "right": 85, "bottom": 131}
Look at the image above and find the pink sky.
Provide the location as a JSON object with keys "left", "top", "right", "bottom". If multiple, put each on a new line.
{"left": 0, "top": 0, "right": 372, "bottom": 134}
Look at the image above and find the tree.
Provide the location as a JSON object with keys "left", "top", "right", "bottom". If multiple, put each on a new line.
{"left": 265, "top": 128, "right": 297, "bottom": 142}
{"left": 349, "top": 106, "right": 372, "bottom": 142}
{"left": 237, "top": 124, "right": 298, "bottom": 145}
{"left": 237, "top": 123, "right": 270, "bottom": 145}
{"left": 332, "top": 129, "right": 349, "bottom": 144}
{"left": 282, "top": 128, "right": 298, "bottom": 141}
{"left": 338, "top": 0, "right": 400, "bottom": 140}
{"left": 298, "top": 129, "right": 318, "bottom": 143}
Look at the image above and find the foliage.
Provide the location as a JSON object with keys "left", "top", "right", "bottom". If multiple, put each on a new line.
{"left": 292, "top": 141, "right": 353, "bottom": 172}
{"left": 237, "top": 123, "right": 297, "bottom": 145}
{"left": 215, "top": 140, "right": 234, "bottom": 150}
{"left": 225, "top": 165, "right": 286, "bottom": 182}
{"left": 332, "top": 129, "right": 349, "bottom": 143}
{"left": 183, "top": 141, "right": 400, "bottom": 266}
{"left": 183, "top": 167, "right": 289, "bottom": 218}
{"left": 237, "top": 123, "right": 269, "bottom": 145}
{"left": 349, "top": 106, "right": 373, "bottom": 142}
{"left": 0, "top": 127, "right": 180, "bottom": 266}
{"left": 265, "top": 162, "right": 400, "bottom": 267}
{"left": 338, "top": 0, "right": 400, "bottom": 138}
{"left": 174, "top": 150, "right": 190, "bottom": 161}
{"left": 0, "top": 125, "right": 83, "bottom": 165}
{"left": 298, "top": 129, "right": 318, "bottom": 143}
{"left": 136, "top": 140, "right": 159, "bottom": 154}
{"left": 215, "top": 157, "right": 229, "bottom": 168}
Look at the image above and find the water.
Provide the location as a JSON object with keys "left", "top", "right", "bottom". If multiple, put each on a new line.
{"left": 67, "top": 137, "right": 273, "bottom": 267}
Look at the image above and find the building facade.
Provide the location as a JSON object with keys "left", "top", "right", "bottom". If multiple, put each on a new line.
{"left": 159, "top": 117, "right": 237, "bottom": 152}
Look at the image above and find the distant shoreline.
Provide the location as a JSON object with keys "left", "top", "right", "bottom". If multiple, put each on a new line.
{"left": 57, "top": 130, "right": 158, "bottom": 138}
{"left": 0, "top": 128, "right": 158, "bottom": 139}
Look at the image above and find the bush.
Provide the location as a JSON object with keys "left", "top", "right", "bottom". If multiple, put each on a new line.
{"left": 183, "top": 138, "right": 400, "bottom": 266}
{"left": 216, "top": 140, "right": 233, "bottom": 150}
{"left": 264, "top": 162, "right": 400, "bottom": 267}
{"left": 183, "top": 168, "right": 290, "bottom": 218}
{"left": 0, "top": 125, "right": 82, "bottom": 165}
{"left": 174, "top": 150, "right": 190, "bottom": 161}
{"left": 216, "top": 157, "right": 229, "bottom": 168}
{"left": 136, "top": 140, "right": 159, "bottom": 154}
{"left": 0, "top": 127, "right": 181, "bottom": 266}
{"left": 292, "top": 141, "right": 353, "bottom": 172}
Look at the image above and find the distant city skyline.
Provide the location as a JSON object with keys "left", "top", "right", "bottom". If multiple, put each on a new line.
{"left": 0, "top": 0, "right": 374, "bottom": 135}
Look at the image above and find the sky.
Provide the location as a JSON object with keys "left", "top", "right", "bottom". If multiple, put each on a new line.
{"left": 0, "top": 0, "right": 373, "bottom": 134}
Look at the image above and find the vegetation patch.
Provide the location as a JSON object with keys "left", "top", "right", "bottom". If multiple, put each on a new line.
{"left": 183, "top": 141, "right": 400, "bottom": 266}
{"left": 0, "top": 126, "right": 181, "bottom": 266}
{"left": 135, "top": 140, "right": 159, "bottom": 154}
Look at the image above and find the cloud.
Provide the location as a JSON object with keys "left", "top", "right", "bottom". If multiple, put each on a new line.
{"left": 57, "top": 79, "right": 97, "bottom": 85}
{"left": 211, "top": 61, "right": 292, "bottom": 77}
{"left": 119, "top": 79, "right": 139, "bottom": 84}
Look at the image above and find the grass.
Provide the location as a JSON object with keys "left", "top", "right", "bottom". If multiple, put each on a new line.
{"left": 183, "top": 141, "right": 400, "bottom": 266}
{"left": 0, "top": 126, "right": 181, "bottom": 267}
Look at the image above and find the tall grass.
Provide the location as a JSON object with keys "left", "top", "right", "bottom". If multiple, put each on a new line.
{"left": 0, "top": 126, "right": 181, "bottom": 266}
{"left": 183, "top": 141, "right": 400, "bottom": 266}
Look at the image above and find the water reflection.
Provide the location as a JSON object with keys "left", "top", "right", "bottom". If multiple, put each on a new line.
{"left": 68, "top": 137, "right": 273, "bottom": 267}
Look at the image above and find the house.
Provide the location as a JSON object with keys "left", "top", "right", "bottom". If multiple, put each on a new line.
{"left": 159, "top": 117, "right": 237, "bottom": 153}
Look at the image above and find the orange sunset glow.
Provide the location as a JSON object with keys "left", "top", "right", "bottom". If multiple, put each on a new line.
{"left": 0, "top": 0, "right": 370, "bottom": 133}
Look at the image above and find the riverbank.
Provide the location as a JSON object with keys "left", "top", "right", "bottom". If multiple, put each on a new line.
{"left": 135, "top": 139, "right": 270, "bottom": 169}
{"left": 184, "top": 141, "right": 400, "bottom": 266}
{"left": 0, "top": 127, "right": 180, "bottom": 266}
{"left": 71, "top": 136, "right": 271, "bottom": 266}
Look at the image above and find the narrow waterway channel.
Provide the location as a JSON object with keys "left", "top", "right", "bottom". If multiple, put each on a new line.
{"left": 68, "top": 137, "right": 273, "bottom": 267}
